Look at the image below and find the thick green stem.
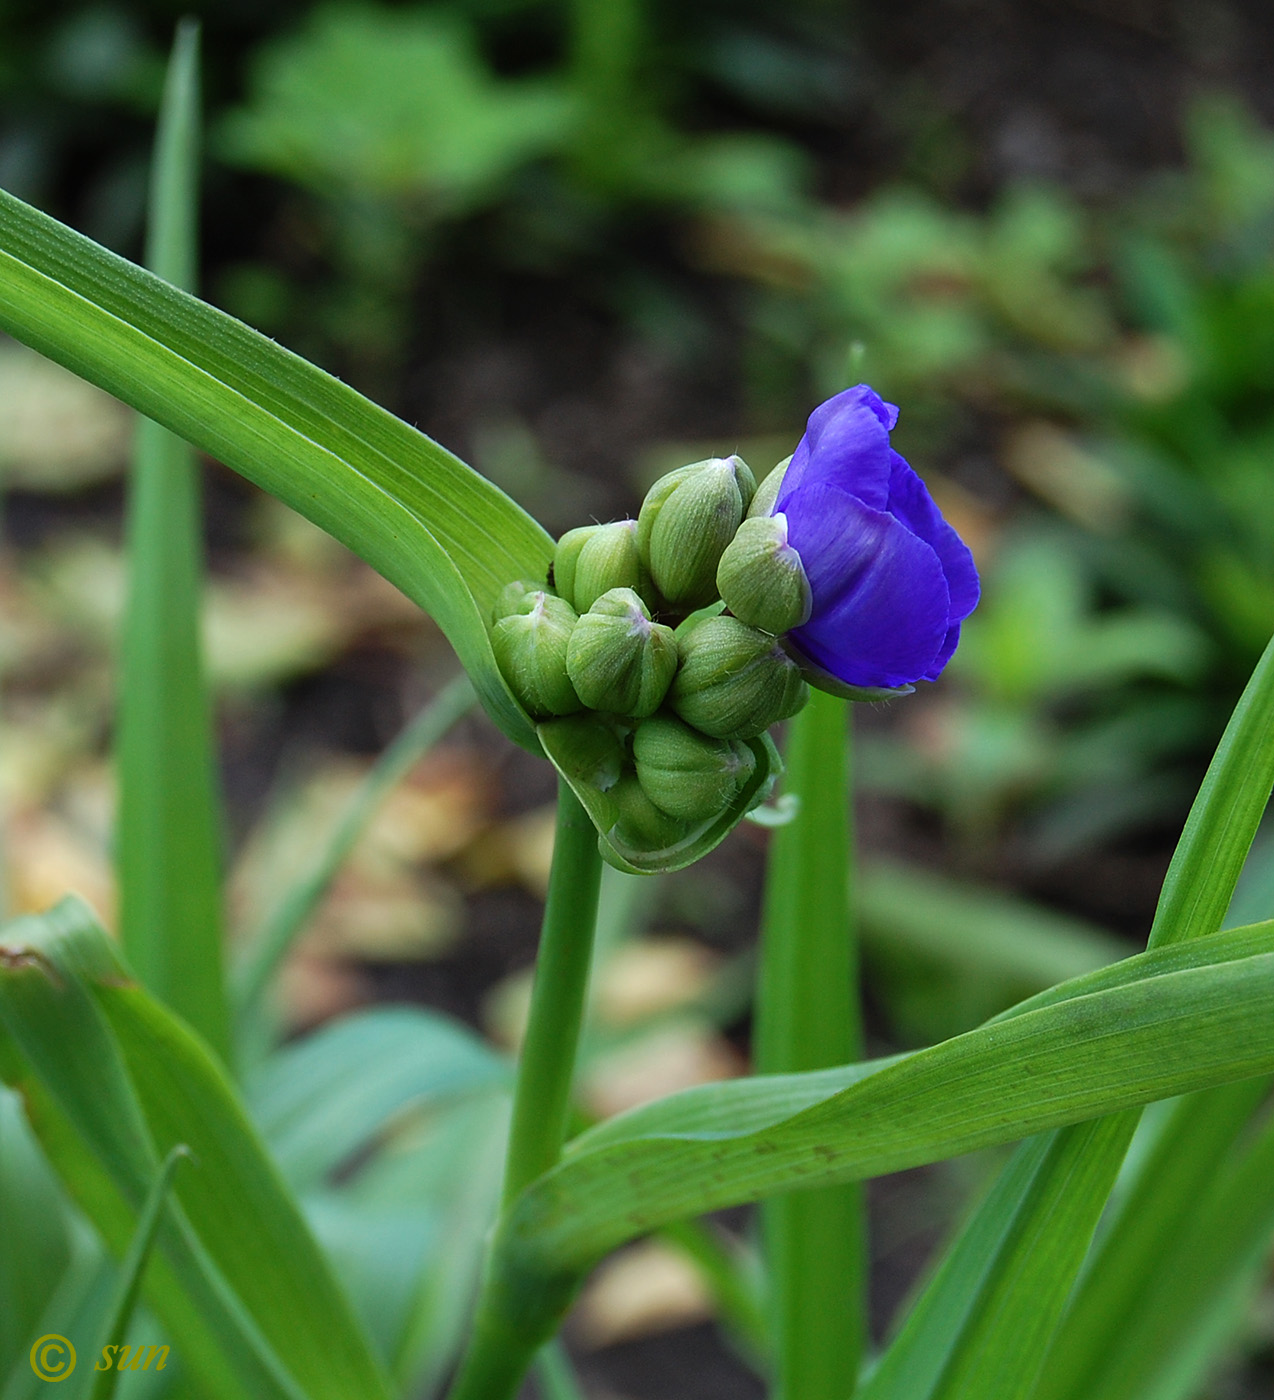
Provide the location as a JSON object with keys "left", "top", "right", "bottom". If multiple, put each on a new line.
{"left": 755, "top": 689, "right": 865, "bottom": 1399}
{"left": 446, "top": 778, "right": 603, "bottom": 1400}
{"left": 501, "top": 778, "right": 604, "bottom": 1206}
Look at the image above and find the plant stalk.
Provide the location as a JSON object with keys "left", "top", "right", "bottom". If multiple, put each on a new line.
{"left": 501, "top": 777, "right": 604, "bottom": 1206}
{"left": 445, "top": 777, "right": 603, "bottom": 1400}
{"left": 755, "top": 689, "right": 865, "bottom": 1400}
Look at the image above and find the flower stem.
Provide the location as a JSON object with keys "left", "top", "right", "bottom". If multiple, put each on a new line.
{"left": 445, "top": 777, "right": 603, "bottom": 1400}
{"left": 754, "top": 688, "right": 865, "bottom": 1399}
{"left": 501, "top": 776, "right": 604, "bottom": 1206}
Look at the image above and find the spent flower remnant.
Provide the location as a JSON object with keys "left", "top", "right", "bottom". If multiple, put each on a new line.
{"left": 490, "top": 384, "right": 978, "bottom": 856}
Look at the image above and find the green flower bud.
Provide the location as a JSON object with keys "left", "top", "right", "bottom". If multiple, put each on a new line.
{"left": 632, "top": 715, "right": 756, "bottom": 823}
{"left": 490, "top": 579, "right": 547, "bottom": 625}
{"left": 609, "top": 775, "right": 693, "bottom": 850}
{"left": 553, "top": 521, "right": 649, "bottom": 613}
{"left": 747, "top": 455, "right": 791, "bottom": 520}
{"left": 638, "top": 456, "right": 757, "bottom": 610}
{"left": 716, "top": 512, "right": 812, "bottom": 635}
{"left": 566, "top": 588, "right": 678, "bottom": 717}
{"left": 670, "top": 615, "right": 809, "bottom": 739}
{"left": 490, "top": 590, "right": 583, "bottom": 718}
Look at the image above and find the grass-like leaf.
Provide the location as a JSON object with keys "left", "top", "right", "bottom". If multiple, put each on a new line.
{"left": 0, "top": 187, "right": 551, "bottom": 751}
{"left": 117, "top": 20, "right": 229, "bottom": 1060}
{"left": 88, "top": 1143, "right": 188, "bottom": 1400}
{"left": 860, "top": 629, "right": 1274, "bottom": 1400}
{"left": 448, "top": 917, "right": 1274, "bottom": 1372}
{"left": 0, "top": 898, "right": 391, "bottom": 1400}
{"left": 754, "top": 690, "right": 863, "bottom": 1397}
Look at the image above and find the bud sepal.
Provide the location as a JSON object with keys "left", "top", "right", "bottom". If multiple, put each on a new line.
{"left": 637, "top": 456, "right": 757, "bottom": 611}
{"left": 490, "top": 589, "right": 583, "bottom": 719}
{"left": 670, "top": 615, "right": 809, "bottom": 739}
{"left": 632, "top": 715, "right": 757, "bottom": 824}
{"left": 566, "top": 588, "right": 677, "bottom": 717}
{"left": 553, "top": 520, "right": 650, "bottom": 613}
{"left": 716, "top": 512, "right": 812, "bottom": 635}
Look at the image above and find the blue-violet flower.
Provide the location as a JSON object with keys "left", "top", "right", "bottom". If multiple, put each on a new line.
{"left": 772, "top": 384, "right": 979, "bottom": 691}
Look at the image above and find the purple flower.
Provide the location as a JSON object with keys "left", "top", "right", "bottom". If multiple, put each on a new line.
{"left": 774, "top": 385, "right": 979, "bottom": 691}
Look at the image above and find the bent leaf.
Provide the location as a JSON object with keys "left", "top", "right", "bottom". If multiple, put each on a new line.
{"left": 0, "top": 898, "right": 392, "bottom": 1400}
{"left": 0, "top": 187, "right": 551, "bottom": 750}
{"left": 481, "top": 919, "right": 1274, "bottom": 1349}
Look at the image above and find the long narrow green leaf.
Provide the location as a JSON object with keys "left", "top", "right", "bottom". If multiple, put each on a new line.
{"left": 861, "top": 629, "right": 1274, "bottom": 1400}
{"left": 0, "top": 187, "right": 551, "bottom": 750}
{"left": 232, "top": 674, "right": 476, "bottom": 1027}
{"left": 0, "top": 899, "right": 392, "bottom": 1400}
{"left": 447, "top": 918, "right": 1274, "bottom": 1372}
{"left": 1035, "top": 838, "right": 1274, "bottom": 1400}
{"left": 0, "top": 968, "right": 305, "bottom": 1399}
{"left": 0, "top": 1089, "right": 75, "bottom": 1378}
{"left": 118, "top": 19, "right": 229, "bottom": 1061}
{"left": 1036, "top": 1080, "right": 1272, "bottom": 1400}
{"left": 755, "top": 690, "right": 863, "bottom": 1398}
{"left": 858, "top": 1135, "right": 1055, "bottom": 1400}
{"left": 88, "top": 1144, "right": 188, "bottom": 1400}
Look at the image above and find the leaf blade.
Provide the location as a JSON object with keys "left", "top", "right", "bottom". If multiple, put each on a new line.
{"left": 0, "top": 187, "right": 550, "bottom": 748}
{"left": 118, "top": 18, "right": 229, "bottom": 1059}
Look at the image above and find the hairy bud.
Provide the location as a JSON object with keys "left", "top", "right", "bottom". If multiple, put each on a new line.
{"left": 609, "top": 775, "right": 693, "bottom": 850}
{"left": 490, "top": 590, "right": 583, "bottom": 718}
{"left": 553, "top": 520, "right": 649, "bottom": 613}
{"left": 632, "top": 715, "right": 756, "bottom": 823}
{"left": 747, "top": 455, "right": 791, "bottom": 520}
{"left": 716, "top": 512, "right": 812, "bottom": 635}
{"left": 566, "top": 588, "right": 678, "bottom": 717}
{"left": 670, "top": 615, "right": 808, "bottom": 739}
{"left": 637, "top": 456, "right": 757, "bottom": 610}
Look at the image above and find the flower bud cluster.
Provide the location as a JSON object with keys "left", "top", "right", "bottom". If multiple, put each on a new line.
{"left": 492, "top": 455, "right": 814, "bottom": 845}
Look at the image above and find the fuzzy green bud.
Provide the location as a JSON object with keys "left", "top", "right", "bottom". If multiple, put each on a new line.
{"left": 632, "top": 715, "right": 756, "bottom": 823}
{"left": 490, "top": 590, "right": 583, "bottom": 718}
{"left": 670, "top": 615, "right": 808, "bottom": 739}
{"left": 747, "top": 455, "right": 791, "bottom": 520}
{"left": 638, "top": 456, "right": 757, "bottom": 610}
{"left": 553, "top": 520, "right": 649, "bottom": 613}
{"left": 491, "top": 579, "right": 548, "bottom": 625}
{"left": 716, "top": 511, "right": 812, "bottom": 635}
{"left": 566, "top": 588, "right": 678, "bottom": 717}
{"left": 609, "top": 775, "right": 694, "bottom": 850}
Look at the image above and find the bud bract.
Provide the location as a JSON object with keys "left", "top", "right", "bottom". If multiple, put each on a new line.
{"left": 716, "top": 511, "right": 812, "bottom": 636}
{"left": 609, "top": 775, "right": 693, "bottom": 850}
{"left": 670, "top": 615, "right": 809, "bottom": 739}
{"left": 632, "top": 715, "right": 756, "bottom": 823}
{"left": 748, "top": 455, "right": 791, "bottom": 520}
{"left": 553, "top": 520, "right": 649, "bottom": 613}
{"left": 566, "top": 588, "right": 678, "bottom": 717}
{"left": 490, "top": 590, "right": 583, "bottom": 718}
{"left": 637, "top": 456, "right": 757, "bottom": 610}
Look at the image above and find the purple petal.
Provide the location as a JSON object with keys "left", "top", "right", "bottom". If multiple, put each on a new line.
{"left": 921, "top": 621, "right": 963, "bottom": 682}
{"left": 784, "top": 482, "right": 950, "bottom": 689}
{"left": 885, "top": 452, "right": 980, "bottom": 624}
{"left": 776, "top": 385, "right": 899, "bottom": 513}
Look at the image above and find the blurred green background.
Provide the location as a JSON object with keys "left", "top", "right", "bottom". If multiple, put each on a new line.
{"left": 7, "top": 1, "right": 1274, "bottom": 1393}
